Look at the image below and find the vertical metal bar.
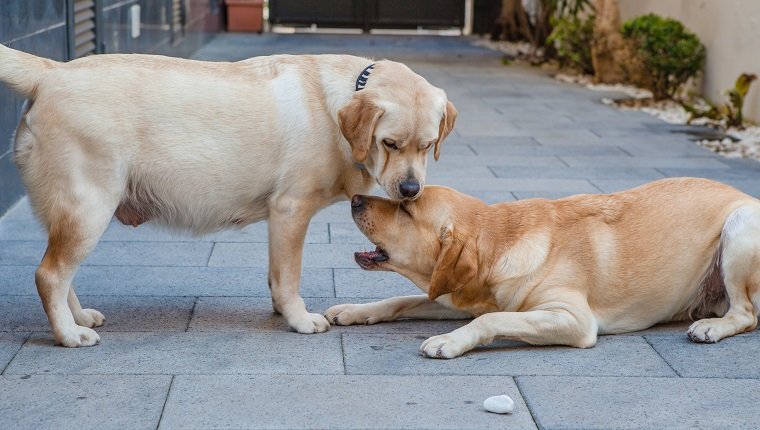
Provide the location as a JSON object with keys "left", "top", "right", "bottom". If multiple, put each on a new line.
{"left": 94, "top": 0, "right": 104, "bottom": 53}
{"left": 66, "top": 0, "right": 76, "bottom": 60}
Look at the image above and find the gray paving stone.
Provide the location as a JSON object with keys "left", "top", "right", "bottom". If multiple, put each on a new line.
{"left": 0, "top": 332, "right": 27, "bottom": 372}
{"left": 657, "top": 167, "right": 760, "bottom": 180}
{"left": 430, "top": 177, "right": 598, "bottom": 193}
{"left": 0, "top": 265, "right": 335, "bottom": 297}
{"left": 466, "top": 190, "right": 518, "bottom": 204}
{"left": 427, "top": 164, "right": 496, "bottom": 179}
{"left": 615, "top": 140, "right": 715, "bottom": 157}
{"left": 0, "top": 240, "right": 214, "bottom": 266}
{"left": 589, "top": 178, "right": 656, "bottom": 193}
{"left": 560, "top": 155, "right": 731, "bottom": 169}
{"left": 435, "top": 155, "right": 568, "bottom": 167}
{"left": 334, "top": 268, "right": 423, "bottom": 298}
{"left": 189, "top": 297, "right": 470, "bottom": 334}
{"left": 0, "top": 375, "right": 171, "bottom": 430}
{"left": 0, "top": 197, "right": 33, "bottom": 221}
{"left": 6, "top": 332, "right": 344, "bottom": 375}
{"left": 512, "top": 190, "right": 597, "bottom": 200}
{"left": 489, "top": 166, "right": 665, "bottom": 180}
{"left": 644, "top": 334, "right": 760, "bottom": 378}
{"left": 209, "top": 243, "right": 361, "bottom": 268}
{"left": 328, "top": 222, "right": 369, "bottom": 244}
{"left": 470, "top": 143, "right": 627, "bottom": 157}
{"left": 0, "top": 296, "right": 194, "bottom": 332}
{"left": 343, "top": 334, "right": 676, "bottom": 376}
{"left": 517, "top": 376, "right": 760, "bottom": 430}
{"left": 160, "top": 375, "right": 536, "bottom": 430}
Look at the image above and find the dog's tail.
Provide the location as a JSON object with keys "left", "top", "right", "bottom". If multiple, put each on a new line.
{"left": 0, "top": 43, "right": 56, "bottom": 97}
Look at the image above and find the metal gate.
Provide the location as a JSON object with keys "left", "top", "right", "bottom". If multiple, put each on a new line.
{"left": 268, "top": 0, "right": 466, "bottom": 32}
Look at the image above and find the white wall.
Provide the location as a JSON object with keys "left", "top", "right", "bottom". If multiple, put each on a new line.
{"left": 618, "top": 0, "right": 760, "bottom": 123}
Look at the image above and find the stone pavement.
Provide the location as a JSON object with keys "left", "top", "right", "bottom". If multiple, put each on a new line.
{"left": 2, "top": 33, "right": 760, "bottom": 429}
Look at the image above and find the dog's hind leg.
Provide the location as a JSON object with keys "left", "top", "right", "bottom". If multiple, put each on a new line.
{"left": 35, "top": 200, "right": 116, "bottom": 347}
{"left": 688, "top": 205, "right": 760, "bottom": 343}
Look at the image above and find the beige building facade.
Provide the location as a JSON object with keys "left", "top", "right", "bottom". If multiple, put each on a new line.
{"left": 619, "top": 0, "right": 760, "bottom": 123}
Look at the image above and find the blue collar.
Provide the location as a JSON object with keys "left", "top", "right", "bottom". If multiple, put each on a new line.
{"left": 355, "top": 64, "right": 375, "bottom": 91}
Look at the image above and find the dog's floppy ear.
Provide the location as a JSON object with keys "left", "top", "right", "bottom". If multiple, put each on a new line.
{"left": 433, "top": 100, "right": 457, "bottom": 161}
{"left": 338, "top": 93, "right": 385, "bottom": 163}
{"left": 428, "top": 224, "right": 478, "bottom": 300}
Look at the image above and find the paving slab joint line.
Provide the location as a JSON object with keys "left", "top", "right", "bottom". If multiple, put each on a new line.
{"left": 513, "top": 376, "right": 542, "bottom": 430}
{"left": 485, "top": 165, "right": 499, "bottom": 179}
{"left": 615, "top": 145, "right": 634, "bottom": 157}
{"left": 340, "top": 333, "right": 347, "bottom": 375}
{"left": 0, "top": 332, "right": 30, "bottom": 375}
{"left": 156, "top": 375, "right": 175, "bottom": 430}
{"left": 587, "top": 179, "right": 604, "bottom": 193}
{"left": 330, "top": 268, "right": 337, "bottom": 298}
{"left": 556, "top": 155, "right": 570, "bottom": 168}
{"left": 185, "top": 297, "right": 199, "bottom": 332}
{"left": 643, "top": 335, "right": 682, "bottom": 377}
{"left": 206, "top": 242, "right": 216, "bottom": 266}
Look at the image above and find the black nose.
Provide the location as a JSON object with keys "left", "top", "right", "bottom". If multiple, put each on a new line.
{"left": 351, "top": 195, "right": 365, "bottom": 210}
{"left": 399, "top": 180, "right": 420, "bottom": 198}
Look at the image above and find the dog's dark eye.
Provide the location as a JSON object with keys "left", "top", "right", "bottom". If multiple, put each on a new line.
{"left": 383, "top": 139, "right": 398, "bottom": 150}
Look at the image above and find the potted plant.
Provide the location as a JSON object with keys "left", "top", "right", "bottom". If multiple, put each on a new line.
{"left": 226, "top": 0, "right": 264, "bottom": 33}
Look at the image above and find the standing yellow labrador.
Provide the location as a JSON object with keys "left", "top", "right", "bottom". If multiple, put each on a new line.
{"left": 0, "top": 44, "right": 456, "bottom": 347}
{"left": 327, "top": 178, "right": 760, "bottom": 358}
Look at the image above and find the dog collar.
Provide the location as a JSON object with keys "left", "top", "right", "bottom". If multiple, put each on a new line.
{"left": 355, "top": 64, "right": 375, "bottom": 91}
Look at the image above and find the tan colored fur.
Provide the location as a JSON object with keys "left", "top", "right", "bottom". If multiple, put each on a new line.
{"left": 0, "top": 43, "right": 457, "bottom": 347}
{"left": 327, "top": 178, "right": 760, "bottom": 358}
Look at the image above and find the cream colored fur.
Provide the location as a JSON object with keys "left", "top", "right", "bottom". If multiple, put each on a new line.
{"left": 0, "top": 43, "right": 456, "bottom": 347}
{"left": 326, "top": 178, "right": 760, "bottom": 358}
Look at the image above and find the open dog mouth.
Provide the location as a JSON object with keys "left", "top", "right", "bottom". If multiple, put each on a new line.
{"left": 354, "top": 246, "right": 389, "bottom": 270}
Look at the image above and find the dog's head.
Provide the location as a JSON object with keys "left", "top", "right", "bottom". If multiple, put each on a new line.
{"left": 350, "top": 186, "right": 484, "bottom": 300}
{"left": 338, "top": 61, "right": 457, "bottom": 201}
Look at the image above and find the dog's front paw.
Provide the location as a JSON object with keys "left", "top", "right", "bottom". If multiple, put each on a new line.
{"left": 73, "top": 308, "right": 106, "bottom": 328}
{"left": 687, "top": 318, "right": 728, "bottom": 343}
{"left": 288, "top": 312, "right": 330, "bottom": 334}
{"left": 56, "top": 326, "right": 101, "bottom": 348}
{"left": 325, "top": 303, "right": 383, "bottom": 326}
{"left": 420, "top": 334, "right": 468, "bottom": 359}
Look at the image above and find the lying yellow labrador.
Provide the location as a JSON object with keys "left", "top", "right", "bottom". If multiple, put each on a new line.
{"left": 326, "top": 178, "right": 760, "bottom": 358}
{"left": 0, "top": 44, "right": 456, "bottom": 347}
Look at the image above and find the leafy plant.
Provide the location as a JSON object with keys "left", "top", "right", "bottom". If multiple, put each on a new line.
{"left": 621, "top": 14, "right": 706, "bottom": 100}
{"left": 684, "top": 73, "right": 757, "bottom": 128}
{"left": 726, "top": 73, "right": 757, "bottom": 126}
{"left": 547, "top": 14, "right": 595, "bottom": 74}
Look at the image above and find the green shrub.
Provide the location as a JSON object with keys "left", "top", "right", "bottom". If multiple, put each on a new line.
{"left": 621, "top": 14, "right": 706, "bottom": 100}
{"left": 547, "top": 15, "right": 595, "bottom": 74}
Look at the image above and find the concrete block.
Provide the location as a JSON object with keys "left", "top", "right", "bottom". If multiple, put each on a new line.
{"left": 645, "top": 333, "right": 760, "bottom": 378}
{"left": 0, "top": 375, "right": 170, "bottom": 430}
{"left": 517, "top": 376, "right": 760, "bottom": 430}
{"left": 334, "top": 269, "right": 423, "bottom": 298}
{"left": 560, "top": 155, "right": 731, "bottom": 169}
{"left": 0, "top": 265, "right": 334, "bottom": 297}
{"left": 0, "top": 332, "right": 27, "bottom": 372}
{"left": 0, "top": 296, "right": 195, "bottom": 332}
{"left": 189, "top": 297, "right": 470, "bottom": 335}
{"left": 209, "top": 243, "right": 361, "bottom": 268}
{"left": 343, "top": 334, "right": 675, "bottom": 377}
{"left": 6, "top": 332, "right": 344, "bottom": 375}
{"left": 490, "top": 166, "right": 664, "bottom": 180}
{"left": 0, "top": 241, "right": 214, "bottom": 267}
{"left": 159, "top": 375, "right": 536, "bottom": 429}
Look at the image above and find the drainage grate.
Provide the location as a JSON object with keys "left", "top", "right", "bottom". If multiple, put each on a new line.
{"left": 67, "top": 0, "right": 101, "bottom": 59}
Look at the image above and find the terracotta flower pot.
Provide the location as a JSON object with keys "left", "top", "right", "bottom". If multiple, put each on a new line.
{"left": 226, "top": 0, "right": 264, "bottom": 33}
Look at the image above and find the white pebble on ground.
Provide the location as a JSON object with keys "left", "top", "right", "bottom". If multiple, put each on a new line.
{"left": 483, "top": 394, "right": 515, "bottom": 414}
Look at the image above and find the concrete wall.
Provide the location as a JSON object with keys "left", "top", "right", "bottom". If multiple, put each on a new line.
{"left": 0, "top": 0, "right": 223, "bottom": 217}
{"left": 618, "top": 0, "right": 760, "bottom": 123}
